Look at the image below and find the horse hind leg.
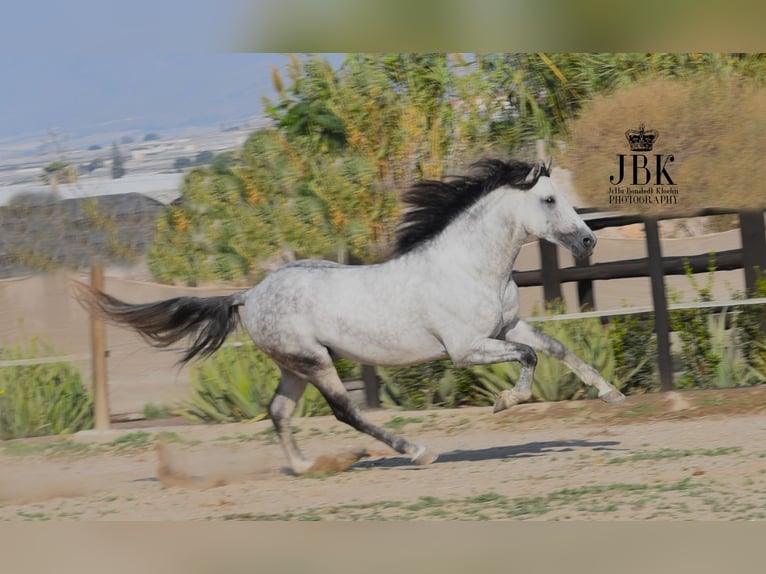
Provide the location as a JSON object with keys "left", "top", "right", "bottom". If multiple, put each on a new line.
{"left": 269, "top": 368, "right": 314, "bottom": 475}
{"left": 309, "top": 362, "right": 438, "bottom": 467}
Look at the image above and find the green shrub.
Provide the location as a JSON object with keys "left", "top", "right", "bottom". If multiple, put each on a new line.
{"left": 608, "top": 312, "right": 658, "bottom": 394}
{"left": 471, "top": 303, "right": 655, "bottom": 403}
{"left": 472, "top": 311, "right": 627, "bottom": 402}
{"left": 669, "top": 259, "right": 718, "bottom": 388}
{"left": 180, "top": 341, "right": 330, "bottom": 423}
{"left": 0, "top": 337, "right": 93, "bottom": 440}
{"left": 378, "top": 303, "right": 656, "bottom": 409}
{"left": 378, "top": 361, "right": 485, "bottom": 410}
{"left": 734, "top": 268, "right": 766, "bottom": 371}
{"left": 142, "top": 402, "right": 174, "bottom": 420}
{"left": 670, "top": 259, "right": 766, "bottom": 388}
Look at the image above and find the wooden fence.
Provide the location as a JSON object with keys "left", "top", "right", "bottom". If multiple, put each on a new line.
{"left": 515, "top": 208, "right": 766, "bottom": 392}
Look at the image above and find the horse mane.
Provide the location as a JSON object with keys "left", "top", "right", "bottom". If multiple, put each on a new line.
{"left": 393, "top": 158, "right": 550, "bottom": 256}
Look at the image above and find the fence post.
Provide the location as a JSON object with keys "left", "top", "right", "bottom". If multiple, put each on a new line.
{"left": 644, "top": 218, "right": 674, "bottom": 391}
{"left": 574, "top": 254, "right": 595, "bottom": 310}
{"left": 361, "top": 365, "right": 380, "bottom": 409}
{"left": 738, "top": 210, "right": 766, "bottom": 294}
{"left": 89, "top": 265, "right": 110, "bottom": 429}
{"left": 539, "top": 239, "right": 562, "bottom": 305}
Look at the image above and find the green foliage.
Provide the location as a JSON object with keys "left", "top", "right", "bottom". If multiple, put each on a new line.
{"left": 707, "top": 309, "right": 765, "bottom": 388}
{"left": 142, "top": 402, "right": 174, "bottom": 420}
{"left": 148, "top": 53, "right": 766, "bottom": 285}
{"left": 379, "top": 360, "right": 485, "bottom": 410}
{"left": 671, "top": 260, "right": 766, "bottom": 389}
{"left": 333, "top": 358, "right": 360, "bottom": 380}
{"left": 0, "top": 337, "right": 93, "bottom": 440}
{"left": 608, "top": 313, "right": 658, "bottom": 394}
{"left": 376, "top": 300, "right": 658, "bottom": 409}
{"left": 144, "top": 52, "right": 766, "bottom": 287}
{"left": 149, "top": 53, "right": 599, "bottom": 284}
{"left": 734, "top": 269, "right": 766, "bottom": 371}
{"left": 670, "top": 261, "right": 720, "bottom": 388}
{"left": 179, "top": 341, "right": 330, "bottom": 423}
{"left": 470, "top": 305, "right": 654, "bottom": 403}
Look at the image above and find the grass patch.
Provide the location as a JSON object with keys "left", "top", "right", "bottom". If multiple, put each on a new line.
{"left": 383, "top": 416, "right": 423, "bottom": 430}
{"left": 108, "top": 431, "right": 153, "bottom": 450}
{"left": 607, "top": 447, "right": 741, "bottom": 464}
{"left": 617, "top": 402, "right": 661, "bottom": 418}
{"left": 2, "top": 439, "right": 94, "bottom": 458}
{"left": 2, "top": 429, "right": 206, "bottom": 459}
{"left": 207, "top": 483, "right": 660, "bottom": 521}
{"left": 142, "top": 402, "right": 175, "bottom": 420}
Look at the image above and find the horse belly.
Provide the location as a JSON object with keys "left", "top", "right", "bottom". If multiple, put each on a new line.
{"left": 321, "top": 317, "right": 448, "bottom": 367}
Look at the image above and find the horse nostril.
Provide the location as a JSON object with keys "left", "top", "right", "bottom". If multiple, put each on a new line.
{"left": 583, "top": 235, "right": 595, "bottom": 249}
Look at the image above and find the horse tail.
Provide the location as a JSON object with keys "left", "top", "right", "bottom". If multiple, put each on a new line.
{"left": 73, "top": 282, "right": 247, "bottom": 364}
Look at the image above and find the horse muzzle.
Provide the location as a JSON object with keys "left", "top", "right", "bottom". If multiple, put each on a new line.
{"left": 559, "top": 228, "right": 597, "bottom": 259}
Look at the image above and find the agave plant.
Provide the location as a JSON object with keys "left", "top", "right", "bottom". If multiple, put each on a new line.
{"left": 705, "top": 309, "right": 766, "bottom": 388}
{"left": 472, "top": 312, "right": 650, "bottom": 403}
{"left": 0, "top": 337, "right": 93, "bottom": 439}
{"left": 180, "top": 340, "right": 330, "bottom": 423}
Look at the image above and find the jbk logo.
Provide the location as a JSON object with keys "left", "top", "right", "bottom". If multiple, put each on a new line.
{"left": 610, "top": 153, "right": 675, "bottom": 186}
{"left": 608, "top": 123, "right": 675, "bottom": 185}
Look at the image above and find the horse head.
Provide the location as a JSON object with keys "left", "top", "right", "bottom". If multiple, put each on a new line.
{"left": 519, "top": 160, "right": 596, "bottom": 259}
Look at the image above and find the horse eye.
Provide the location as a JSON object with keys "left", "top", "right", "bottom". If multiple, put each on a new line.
{"left": 543, "top": 196, "right": 556, "bottom": 205}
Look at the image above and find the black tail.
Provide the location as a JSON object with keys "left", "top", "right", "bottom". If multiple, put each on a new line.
{"left": 74, "top": 282, "right": 245, "bottom": 364}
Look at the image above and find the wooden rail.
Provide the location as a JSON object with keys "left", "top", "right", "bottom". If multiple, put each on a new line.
{"left": 526, "top": 208, "right": 766, "bottom": 390}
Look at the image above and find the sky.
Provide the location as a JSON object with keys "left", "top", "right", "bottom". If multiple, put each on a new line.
{"left": 0, "top": 53, "right": 290, "bottom": 139}
{"left": 1, "top": 1, "right": 760, "bottom": 142}
{"left": 0, "top": 2, "right": 343, "bottom": 141}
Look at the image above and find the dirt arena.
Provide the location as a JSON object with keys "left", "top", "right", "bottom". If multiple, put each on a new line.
{"left": 2, "top": 386, "right": 765, "bottom": 521}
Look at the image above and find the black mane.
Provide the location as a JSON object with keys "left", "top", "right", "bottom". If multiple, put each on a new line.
{"left": 393, "top": 159, "right": 550, "bottom": 256}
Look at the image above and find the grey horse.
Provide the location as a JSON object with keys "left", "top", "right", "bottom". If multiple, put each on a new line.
{"left": 76, "top": 158, "right": 624, "bottom": 474}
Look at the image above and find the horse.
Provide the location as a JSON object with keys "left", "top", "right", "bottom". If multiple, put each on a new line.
{"left": 75, "top": 158, "right": 625, "bottom": 475}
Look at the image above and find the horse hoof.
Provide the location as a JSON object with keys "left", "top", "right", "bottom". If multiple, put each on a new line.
{"left": 599, "top": 389, "right": 626, "bottom": 404}
{"left": 411, "top": 446, "right": 438, "bottom": 466}
{"left": 493, "top": 390, "right": 519, "bottom": 413}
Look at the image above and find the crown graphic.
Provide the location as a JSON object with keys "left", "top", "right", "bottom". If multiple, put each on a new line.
{"left": 625, "top": 123, "right": 658, "bottom": 152}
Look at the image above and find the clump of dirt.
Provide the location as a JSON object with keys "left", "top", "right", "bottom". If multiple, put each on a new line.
{"left": 306, "top": 448, "right": 382, "bottom": 474}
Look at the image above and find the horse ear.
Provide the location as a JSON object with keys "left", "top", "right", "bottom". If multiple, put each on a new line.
{"left": 545, "top": 157, "right": 553, "bottom": 175}
{"left": 524, "top": 162, "right": 541, "bottom": 184}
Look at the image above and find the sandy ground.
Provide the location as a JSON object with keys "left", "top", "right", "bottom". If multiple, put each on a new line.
{"left": 1, "top": 386, "right": 765, "bottom": 521}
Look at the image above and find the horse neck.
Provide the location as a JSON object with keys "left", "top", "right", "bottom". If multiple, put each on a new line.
{"left": 429, "top": 190, "right": 528, "bottom": 285}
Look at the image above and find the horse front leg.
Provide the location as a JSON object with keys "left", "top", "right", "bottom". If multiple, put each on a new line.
{"left": 448, "top": 338, "right": 539, "bottom": 413}
{"left": 503, "top": 319, "right": 625, "bottom": 405}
